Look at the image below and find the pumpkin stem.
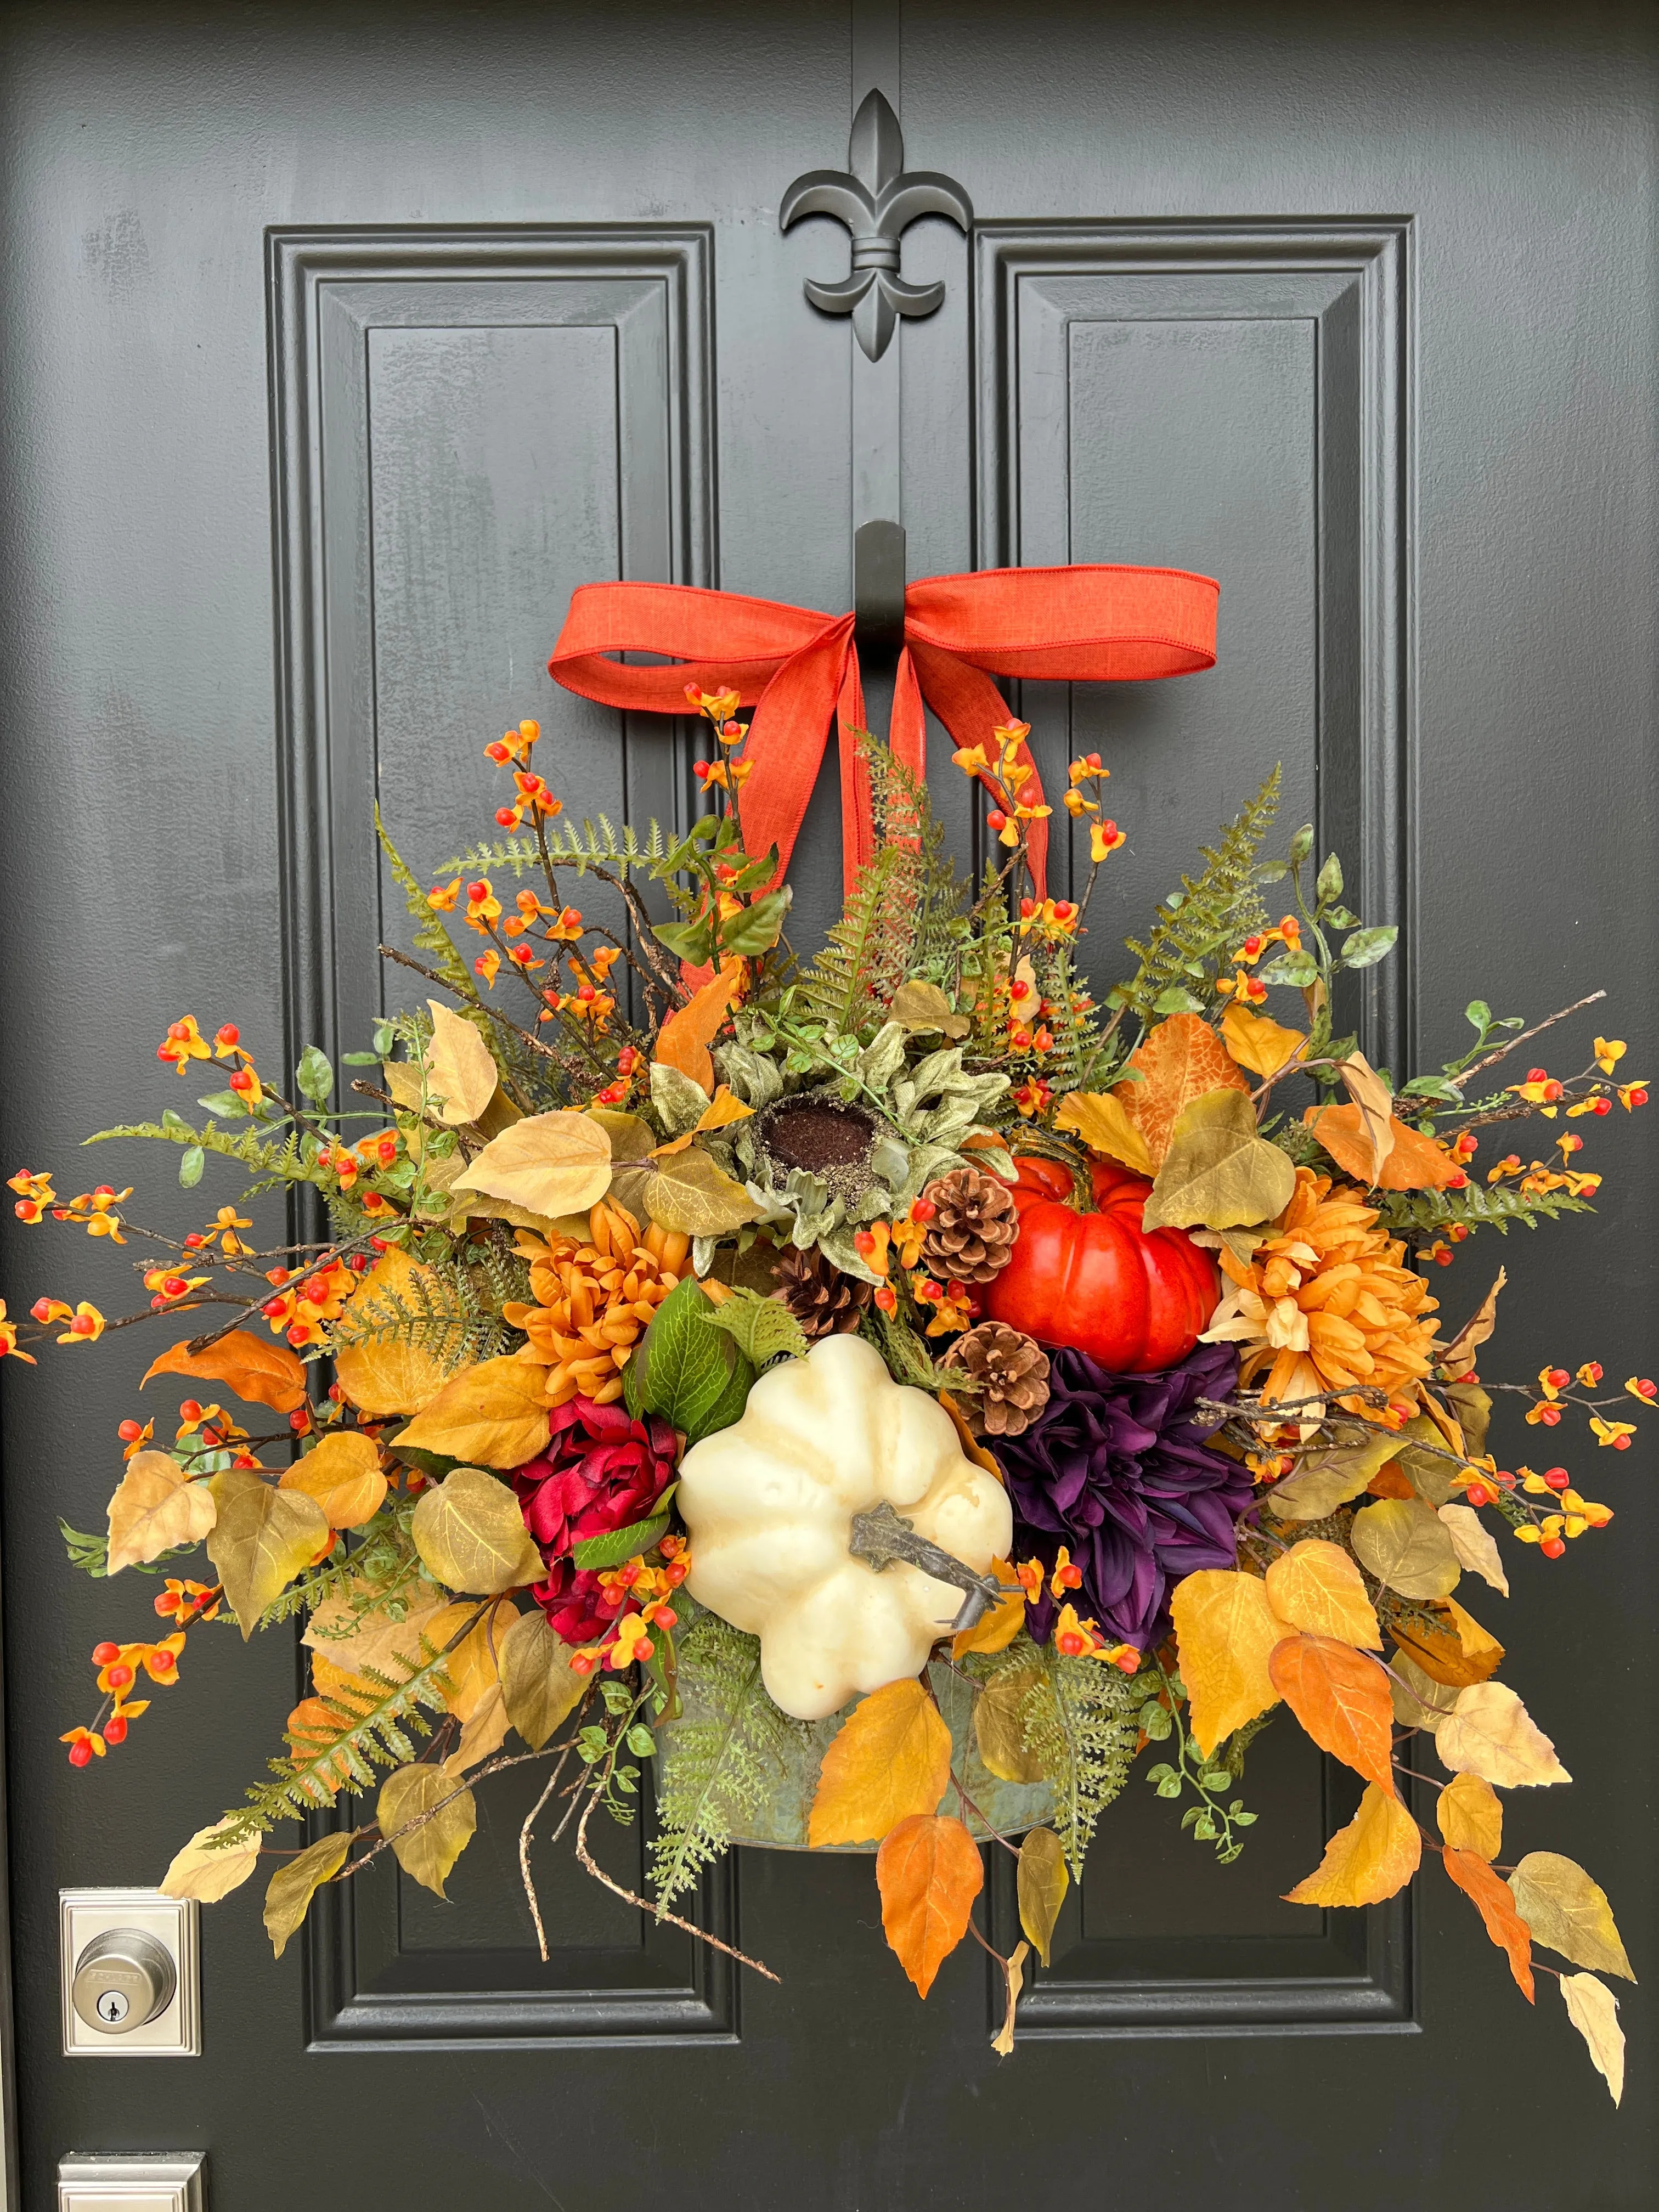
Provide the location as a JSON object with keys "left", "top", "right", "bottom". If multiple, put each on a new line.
{"left": 847, "top": 1500, "right": 1005, "bottom": 1633}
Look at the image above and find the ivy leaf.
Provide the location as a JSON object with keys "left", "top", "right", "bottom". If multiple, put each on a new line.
{"left": 808, "top": 1678, "right": 952, "bottom": 1846}
{"left": 452, "top": 1109, "right": 612, "bottom": 1220}
{"left": 396, "top": 1356, "right": 552, "bottom": 1469}
{"left": 1016, "top": 1826, "right": 1069, "bottom": 1967}
{"left": 1256, "top": 950, "right": 1319, "bottom": 987}
{"left": 1283, "top": 1781, "right": 1420, "bottom": 1906}
{"left": 1142, "top": 1088, "right": 1297, "bottom": 1233}
{"left": 1263, "top": 1539, "right": 1381, "bottom": 1649}
{"left": 1267, "top": 1634, "right": 1396, "bottom": 1794}
{"left": 1508, "top": 1852, "right": 1634, "bottom": 1979}
{"left": 651, "top": 915, "right": 716, "bottom": 964}
{"left": 1316, "top": 853, "right": 1345, "bottom": 904}
{"left": 279, "top": 1432, "right": 387, "bottom": 1530}
{"left": 1435, "top": 1681, "right": 1572, "bottom": 1787}
{"left": 1442, "top": 1844, "right": 1534, "bottom": 1999}
{"left": 1559, "top": 1974, "right": 1626, "bottom": 2104}
{"left": 141, "top": 1328, "right": 308, "bottom": 1414}
{"left": 1435, "top": 1772, "right": 1503, "bottom": 1861}
{"left": 499, "top": 1610, "right": 588, "bottom": 1751}
{"left": 106, "top": 1452, "right": 217, "bottom": 1575}
{"left": 1169, "top": 1570, "right": 1283, "bottom": 1757}
{"left": 160, "top": 1816, "right": 261, "bottom": 1903}
{"left": 422, "top": 1000, "right": 500, "bottom": 1125}
{"left": 1350, "top": 1496, "right": 1462, "bottom": 1600}
{"left": 1340, "top": 925, "right": 1399, "bottom": 968}
{"left": 264, "top": 1830, "right": 353, "bottom": 1958}
{"left": 875, "top": 1813, "right": 983, "bottom": 1997}
{"left": 701, "top": 1286, "right": 808, "bottom": 1367}
{"left": 377, "top": 1764, "right": 476, "bottom": 1898}
{"left": 410, "top": 1466, "right": 544, "bottom": 1594}
{"left": 207, "top": 1471, "right": 331, "bottom": 1638}
{"left": 178, "top": 1145, "right": 205, "bottom": 1188}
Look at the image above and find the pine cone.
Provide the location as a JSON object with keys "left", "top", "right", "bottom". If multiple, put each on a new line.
{"left": 772, "top": 1246, "right": 872, "bottom": 1341}
{"left": 918, "top": 1166, "right": 1019, "bottom": 1285}
{"left": 942, "top": 1322, "right": 1052, "bottom": 1438}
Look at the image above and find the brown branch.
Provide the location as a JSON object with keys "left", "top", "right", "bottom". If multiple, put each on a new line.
{"left": 573, "top": 1791, "right": 780, "bottom": 1983}
{"left": 1446, "top": 990, "right": 1606, "bottom": 1089}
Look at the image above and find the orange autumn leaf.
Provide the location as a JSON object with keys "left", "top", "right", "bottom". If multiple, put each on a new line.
{"left": 1302, "top": 1105, "right": 1461, "bottom": 1191}
{"left": 876, "top": 1813, "right": 984, "bottom": 1997}
{"left": 1442, "top": 1844, "right": 1535, "bottom": 2000}
{"left": 142, "top": 1329, "right": 308, "bottom": 1414}
{"left": 653, "top": 960, "right": 745, "bottom": 1094}
{"left": 279, "top": 1431, "right": 387, "bottom": 1530}
{"left": 1389, "top": 1596, "right": 1504, "bottom": 1689}
{"left": 1268, "top": 1633, "right": 1396, "bottom": 1795}
{"left": 1113, "top": 1012, "right": 1249, "bottom": 1169}
{"left": 1284, "top": 1781, "right": 1421, "bottom": 1906}
{"left": 952, "top": 1560, "right": 1024, "bottom": 1658}
{"left": 808, "top": 1678, "right": 953, "bottom": 1846}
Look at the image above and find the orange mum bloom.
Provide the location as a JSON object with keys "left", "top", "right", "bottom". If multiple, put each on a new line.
{"left": 1200, "top": 1167, "right": 1438, "bottom": 1423}
{"left": 504, "top": 1202, "right": 690, "bottom": 1408}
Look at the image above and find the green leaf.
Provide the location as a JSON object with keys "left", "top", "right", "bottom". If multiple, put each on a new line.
{"left": 571, "top": 1497, "right": 676, "bottom": 1571}
{"left": 1340, "top": 926, "right": 1398, "bottom": 968}
{"left": 702, "top": 1285, "right": 809, "bottom": 1368}
{"left": 1465, "top": 1000, "right": 1491, "bottom": 1031}
{"left": 1152, "top": 986, "right": 1207, "bottom": 1015}
{"left": 1316, "top": 854, "right": 1344, "bottom": 903}
{"left": 651, "top": 916, "right": 716, "bottom": 963}
{"left": 720, "top": 885, "right": 793, "bottom": 956}
{"left": 295, "top": 1046, "right": 334, "bottom": 1102}
{"left": 178, "top": 1146, "right": 205, "bottom": 1188}
{"left": 1256, "top": 861, "right": 1289, "bottom": 884}
{"left": 341, "top": 1050, "right": 380, "bottom": 1066}
{"left": 1142, "top": 1088, "right": 1297, "bottom": 1232}
{"left": 1256, "top": 951, "right": 1319, "bottom": 987}
{"left": 630, "top": 1277, "right": 755, "bottom": 1443}
{"left": 1401, "top": 1075, "right": 1464, "bottom": 1103}
{"left": 160, "top": 1107, "right": 190, "bottom": 1134}
{"left": 1289, "top": 824, "right": 1315, "bottom": 864}
{"left": 196, "top": 1089, "right": 247, "bottom": 1118}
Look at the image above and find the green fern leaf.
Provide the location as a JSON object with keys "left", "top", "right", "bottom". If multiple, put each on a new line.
{"left": 1019, "top": 1645, "right": 1140, "bottom": 1877}
{"left": 650, "top": 1613, "right": 802, "bottom": 1909}
{"left": 1116, "top": 767, "right": 1281, "bottom": 1028}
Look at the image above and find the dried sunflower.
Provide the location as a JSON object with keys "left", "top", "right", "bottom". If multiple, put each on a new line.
{"left": 504, "top": 1200, "right": 690, "bottom": 1408}
{"left": 1200, "top": 1166, "right": 1438, "bottom": 1422}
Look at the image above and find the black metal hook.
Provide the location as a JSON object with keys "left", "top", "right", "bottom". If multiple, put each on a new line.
{"left": 854, "top": 517, "right": 906, "bottom": 651}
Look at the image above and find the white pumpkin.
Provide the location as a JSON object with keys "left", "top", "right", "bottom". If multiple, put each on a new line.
{"left": 676, "top": 1333, "right": 1012, "bottom": 1720}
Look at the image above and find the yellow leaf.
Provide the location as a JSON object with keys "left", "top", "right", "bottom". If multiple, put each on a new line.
{"left": 973, "top": 1662, "right": 1045, "bottom": 1782}
{"left": 140, "top": 1328, "right": 308, "bottom": 1414}
{"left": 206, "top": 1471, "right": 330, "bottom": 1640}
{"left": 106, "top": 1451, "right": 217, "bottom": 1575}
{"left": 1440, "top": 1268, "right": 1507, "bottom": 1381}
{"left": 425, "top": 1597, "right": 517, "bottom": 1720}
{"left": 1436, "top": 1773, "right": 1503, "bottom": 1860}
{"left": 1142, "top": 1088, "right": 1297, "bottom": 1233}
{"left": 1435, "top": 1681, "right": 1572, "bottom": 1788}
{"left": 808, "top": 1678, "right": 953, "bottom": 1846}
{"left": 639, "top": 1144, "right": 761, "bottom": 1237}
{"left": 331, "top": 1246, "right": 462, "bottom": 1416}
{"left": 442, "top": 1681, "right": 512, "bottom": 1775}
{"left": 499, "top": 1609, "right": 588, "bottom": 1750}
{"left": 423, "top": 1000, "right": 500, "bottom": 1124}
{"left": 1284, "top": 1781, "right": 1421, "bottom": 1906}
{"left": 952, "top": 1561, "right": 1025, "bottom": 1657}
{"left": 653, "top": 961, "right": 744, "bottom": 1094}
{"left": 1389, "top": 1649, "right": 1460, "bottom": 1730}
{"left": 1220, "top": 1001, "right": 1307, "bottom": 1079}
{"left": 991, "top": 1940, "right": 1030, "bottom": 2058}
{"left": 1559, "top": 1973, "right": 1626, "bottom": 2105}
{"left": 1263, "top": 1539, "right": 1381, "bottom": 1648}
{"left": 279, "top": 1431, "right": 387, "bottom": 1530}
{"left": 1266, "top": 1429, "right": 1409, "bottom": 1520}
{"left": 1349, "top": 1496, "right": 1462, "bottom": 1600}
{"left": 411, "top": 1466, "right": 544, "bottom": 1594}
{"left": 160, "top": 1816, "right": 261, "bottom": 1903}
{"left": 264, "top": 1830, "right": 352, "bottom": 1958}
{"left": 693, "top": 1084, "right": 754, "bottom": 1135}
{"left": 1053, "top": 1090, "right": 1155, "bottom": 1177}
{"left": 1169, "top": 1568, "right": 1284, "bottom": 1757}
{"left": 1508, "top": 1852, "right": 1634, "bottom": 1979}
{"left": 452, "top": 1110, "right": 612, "bottom": 1221}
{"left": 397, "top": 1356, "right": 552, "bottom": 1469}
{"left": 302, "top": 1583, "right": 447, "bottom": 1677}
{"left": 1017, "top": 1826, "right": 1069, "bottom": 1967}
{"left": 1437, "top": 1503, "right": 1510, "bottom": 1596}
{"left": 1113, "top": 1012, "right": 1250, "bottom": 1169}
{"left": 875, "top": 1812, "right": 983, "bottom": 1997}
{"left": 377, "top": 1764, "right": 477, "bottom": 1898}
{"left": 889, "top": 979, "right": 970, "bottom": 1040}
{"left": 1336, "top": 1050, "right": 1396, "bottom": 1183}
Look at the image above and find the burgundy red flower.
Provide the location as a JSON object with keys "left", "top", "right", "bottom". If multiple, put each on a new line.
{"left": 512, "top": 1396, "right": 676, "bottom": 1645}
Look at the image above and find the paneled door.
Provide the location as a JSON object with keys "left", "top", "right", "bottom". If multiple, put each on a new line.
{"left": 2, "top": 2, "right": 1652, "bottom": 2205}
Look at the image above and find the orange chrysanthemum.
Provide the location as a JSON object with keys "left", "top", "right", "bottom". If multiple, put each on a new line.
{"left": 1200, "top": 1167, "right": 1438, "bottom": 1422}
{"left": 504, "top": 1201, "right": 690, "bottom": 1408}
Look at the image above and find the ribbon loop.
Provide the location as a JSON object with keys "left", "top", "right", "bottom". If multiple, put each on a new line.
{"left": 548, "top": 563, "right": 1219, "bottom": 901}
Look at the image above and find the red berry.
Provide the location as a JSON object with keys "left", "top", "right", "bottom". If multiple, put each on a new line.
{"left": 1052, "top": 900, "right": 1075, "bottom": 921}
{"left": 67, "top": 1739, "right": 93, "bottom": 1768}
{"left": 495, "top": 808, "right": 517, "bottom": 827}
{"left": 1463, "top": 1482, "right": 1493, "bottom": 1507}
{"left": 1592, "top": 1096, "right": 1612, "bottom": 1115}
{"left": 1543, "top": 1466, "right": 1570, "bottom": 1491}
{"left": 570, "top": 1652, "right": 596, "bottom": 1675}
{"left": 911, "top": 1198, "right": 937, "bottom": 1223}
{"left": 154, "top": 1593, "right": 174, "bottom": 1617}
{"left": 105, "top": 1664, "right": 133, "bottom": 1690}
{"left": 1630, "top": 1088, "right": 1649, "bottom": 1107}
{"left": 215, "top": 1023, "right": 239, "bottom": 1048}
{"left": 1019, "top": 898, "right": 1036, "bottom": 918}
{"left": 102, "top": 1714, "right": 128, "bottom": 1745}
{"left": 92, "top": 1640, "right": 120, "bottom": 1665}
{"left": 1526, "top": 1067, "right": 1548, "bottom": 1084}
{"left": 1541, "top": 1536, "right": 1566, "bottom": 1559}
{"left": 183, "top": 1232, "right": 207, "bottom": 1249}
{"left": 261, "top": 1297, "right": 286, "bottom": 1319}
{"left": 1446, "top": 1170, "right": 1468, "bottom": 1189}
{"left": 178, "top": 1399, "right": 202, "bottom": 1421}
{"left": 228, "top": 1068, "right": 253, "bottom": 1093}
{"left": 149, "top": 1650, "right": 174, "bottom": 1675}
{"left": 117, "top": 1419, "right": 142, "bottom": 1442}
{"left": 986, "top": 809, "right": 1007, "bottom": 832}
{"left": 286, "top": 1324, "right": 309, "bottom": 1349}
{"left": 289, "top": 1409, "right": 311, "bottom": 1431}
{"left": 370, "top": 1235, "right": 390, "bottom": 1252}
{"left": 577, "top": 984, "right": 595, "bottom": 1002}
{"left": 467, "top": 881, "right": 488, "bottom": 901}
{"left": 1546, "top": 1368, "right": 1571, "bottom": 1390}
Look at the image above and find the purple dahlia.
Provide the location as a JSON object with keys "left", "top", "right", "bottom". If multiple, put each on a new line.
{"left": 997, "top": 1341, "right": 1249, "bottom": 1652}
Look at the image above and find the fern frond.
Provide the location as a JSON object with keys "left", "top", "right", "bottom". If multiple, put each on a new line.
{"left": 377, "top": 806, "right": 474, "bottom": 997}
{"left": 212, "top": 1635, "right": 456, "bottom": 1844}
{"left": 1373, "top": 1181, "right": 1595, "bottom": 1241}
{"left": 650, "top": 1614, "right": 802, "bottom": 1909}
{"left": 800, "top": 842, "right": 912, "bottom": 1035}
{"left": 329, "top": 1243, "right": 527, "bottom": 1368}
{"left": 86, "top": 1117, "right": 330, "bottom": 1194}
{"left": 1020, "top": 1645, "right": 1140, "bottom": 1877}
{"left": 444, "top": 817, "right": 672, "bottom": 882}
{"left": 1116, "top": 767, "right": 1280, "bottom": 1028}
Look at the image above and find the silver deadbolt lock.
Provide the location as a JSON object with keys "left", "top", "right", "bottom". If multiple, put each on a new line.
{"left": 71, "top": 1926, "right": 177, "bottom": 2034}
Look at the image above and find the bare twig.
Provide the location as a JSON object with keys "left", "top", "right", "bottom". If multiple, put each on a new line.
{"left": 573, "top": 1791, "right": 780, "bottom": 1983}
{"left": 1446, "top": 990, "right": 1606, "bottom": 1090}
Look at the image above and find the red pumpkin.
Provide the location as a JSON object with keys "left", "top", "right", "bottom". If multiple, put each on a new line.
{"left": 980, "top": 1156, "right": 1220, "bottom": 1373}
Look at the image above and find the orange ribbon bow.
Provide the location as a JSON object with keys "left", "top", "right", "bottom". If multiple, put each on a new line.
{"left": 548, "top": 563, "right": 1219, "bottom": 901}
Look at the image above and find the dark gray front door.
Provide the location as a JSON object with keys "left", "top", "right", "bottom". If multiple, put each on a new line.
{"left": 2, "top": 4, "right": 1652, "bottom": 2205}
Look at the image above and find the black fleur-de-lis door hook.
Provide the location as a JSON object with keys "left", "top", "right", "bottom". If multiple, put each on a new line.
{"left": 781, "top": 89, "right": 973, "bottom": 361}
